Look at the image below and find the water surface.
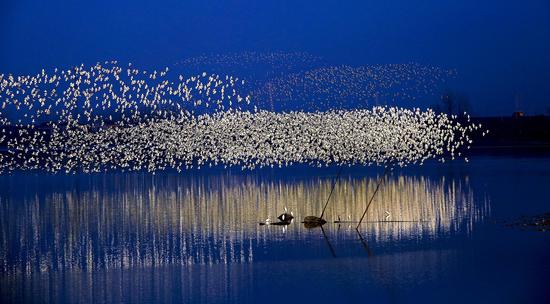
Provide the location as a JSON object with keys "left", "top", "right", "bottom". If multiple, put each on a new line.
{"left": 1, "top": 156, "right": 549, "bottom": 303}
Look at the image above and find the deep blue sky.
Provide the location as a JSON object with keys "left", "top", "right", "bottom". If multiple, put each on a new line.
{"left": 1, "top": 0, "right": 549, "bottom": 115}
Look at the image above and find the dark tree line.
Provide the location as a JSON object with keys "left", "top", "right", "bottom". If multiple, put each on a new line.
{"left": 431, "top": 89, "right": 472, "bottom": 116}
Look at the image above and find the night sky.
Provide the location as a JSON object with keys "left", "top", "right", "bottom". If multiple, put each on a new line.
{"left": 1, "top": 0, "right": 549, "bottom": 115}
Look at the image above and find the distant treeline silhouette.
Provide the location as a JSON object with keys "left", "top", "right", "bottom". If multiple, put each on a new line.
{"left": 469, "top": 115, "right": 550, "bottom": 148}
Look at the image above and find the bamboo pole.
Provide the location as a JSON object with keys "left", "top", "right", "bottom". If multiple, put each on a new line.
{"left": 356, "top": 167, "right": 389, "bottom": 229}
{"left": 320, "top": 166, "right": 344, "bottom": 219}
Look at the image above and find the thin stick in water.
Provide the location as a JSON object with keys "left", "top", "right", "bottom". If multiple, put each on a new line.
{"left": 356, "top": 167, "right": 389, "bottom": 229}
{"left": 320, "top": 166, "right": 344, "bottom": 219}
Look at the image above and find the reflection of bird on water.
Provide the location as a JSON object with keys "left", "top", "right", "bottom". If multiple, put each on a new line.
{"left": 278, "top": 206, "right": 294, "bottom": 222}
{"left": 259, "top": 220, "right": 292, "bottom": 226}
{"left": 259, "top": 218, "right": 293, "bottom": 226}
{"left": 258, "top": 218, "right": 271, "bottom": 225}
{"left": 260, "top": 207, "right": 294, "bottom": 226}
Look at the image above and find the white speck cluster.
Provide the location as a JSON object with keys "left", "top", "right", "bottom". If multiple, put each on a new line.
{"left": 252, "top": 63, "right": 455, "bottom": 111}
{"left": 174, "top": 51, "right": 324, "bottom": 78}
{"left": 0, "top": 60, "right": 249, "bottom": 127}
{"left": 0, "top": 61, "right": 480, "bottom": 173}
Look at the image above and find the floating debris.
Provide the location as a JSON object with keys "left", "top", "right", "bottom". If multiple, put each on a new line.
{"left": 302, "top": 216, "right": 327, "bottom": 228}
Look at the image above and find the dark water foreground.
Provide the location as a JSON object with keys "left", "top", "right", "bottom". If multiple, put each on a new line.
{"left": 0, "top": 156, "right": 549, "bottom": 303}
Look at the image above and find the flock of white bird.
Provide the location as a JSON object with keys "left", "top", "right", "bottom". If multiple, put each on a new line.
{"left": 252, "top": 63, "right": 455, "bottom": 111}
{"left": 0, "top": 60, "right": 249, "bottom": 126}
{"left": 174, "top": 51, "right": 323, "bottom": 78}
{"left": 0, "top": 59, "right": 481, "bottom": 173}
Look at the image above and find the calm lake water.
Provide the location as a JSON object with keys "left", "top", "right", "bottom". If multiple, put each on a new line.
{"left": 1, "top": 155, "right": 549, "bottom": 303}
